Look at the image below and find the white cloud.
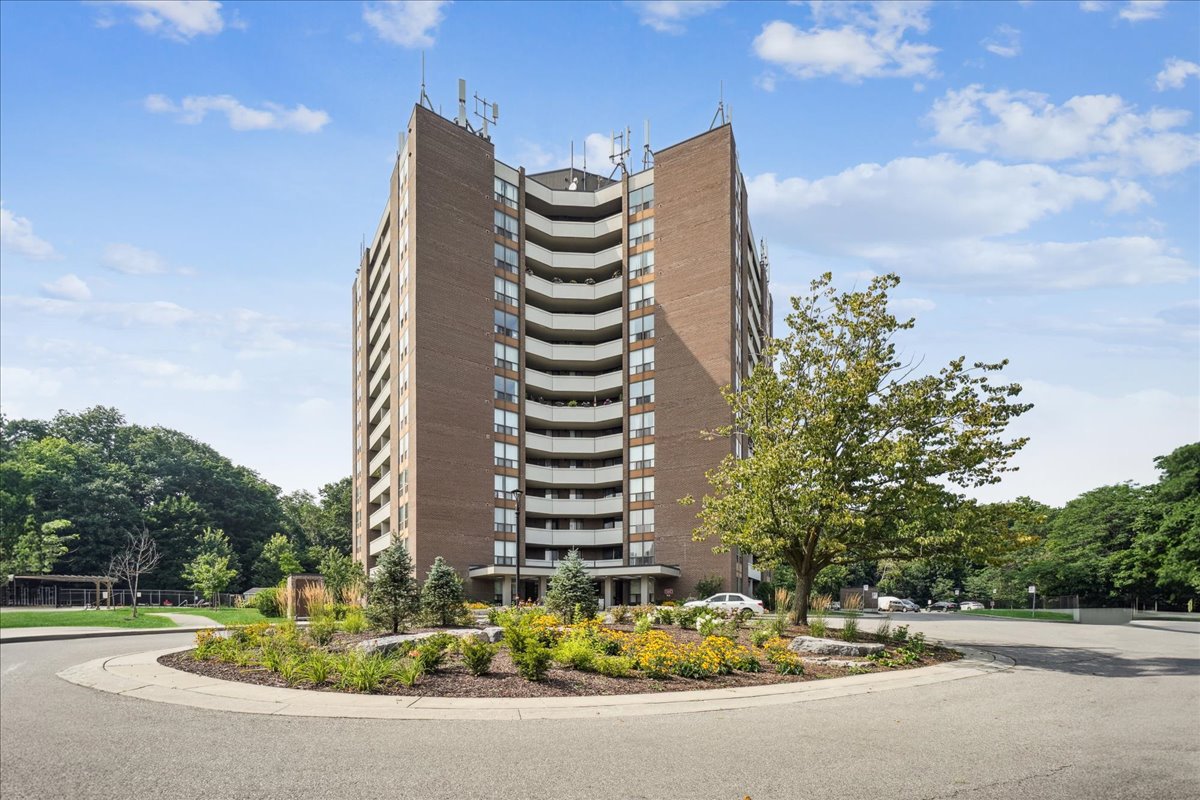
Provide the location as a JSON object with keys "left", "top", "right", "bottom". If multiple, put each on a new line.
{"left": 124, "top": 357, "right": 242, "bottom": 391}
{"left": 633, "top": 1, "right": 725, "bottom": 34}
{"left": 144, "top": 94, "right": 330, "bottom": 133}
{"left": 0, "top": 366, "right": 69, "bottom": 418}
{"left": 516, "top": 133, "right": 615, "bottom": 176}
{"left": 95, "top": 1, "right": 225, "bottom": 41}
{"left": 102, "top": 242, "right": 169, "bottom": 274}
{"left": 1021, "top": 302, "right": 1199, "bottom": 355}
{"left": 971, "top": 380, "right": 1199, "bottom": 506}
{"left": 927, "top": 85, "right": 1200, "bottom": 176}
{"left": 1118, "top": 0, "right": 1166, "bottom": 22}
{"left": 981, "top": 24, "right": 1021, "bottom": 58}
{"left": 40, "top": 274, "right": 92, "bottom": 302}
{"left": 4, "top": 296, "right": 200, "bottom": 327}
{"left": 747, "top": 156, "right": 1192, "bottom": 291}
{"left": 1079, "top": 1, "right": 1107, "bottom": 10}
{"left": 1155, "top": 57, "right": 1200, "bottom": 91}
{"left": 1, "top": 205, "right": 58, "bottom": 260}
{"left": 891, "top": 297, "right": 936, "bottom": 316}
{"left": 363, "top": 0, "right": 448, "bottom": 48}
{"left": 753, "top": 1, "right": 938, "bottom": 82}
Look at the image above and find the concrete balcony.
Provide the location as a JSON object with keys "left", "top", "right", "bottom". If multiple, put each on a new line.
{"left": 525, "top": 399, "right": 623, "bottom": 427}
{"left": 368, "top": 531, "right": 392, "bottom": 556}
{"left": 367, "top": 381, "right": 391, "bottom": 424}
{"left": 525, "top": 306, "right": 622, "bottom": 338}
{"left": 368, "top": 502, "right": 391, "bottom": 528}
{"left": 368, "top": 472, "right": 390, "bottom": 503}
{"left": 367, "top": 362, "right": 390, "bottom": 398}
{"left": 525, "top": 495, "right": 623, "bottom": 516}
{"left": 525, "top": 273, "right": 621, "bottom": 308}
{"left": 368, "top": 442, "right": 391, "bottom": 476}
{"left": 525, "top": 368, "right": 622, "bottom": 396}
{"left": 525, "top": 558, "right": 624, "bottom": 570}
{"left": 523, "top": 177, "right": 623, "bottom": 209}
{"left": 367, "top": 326, "right": 390, "bottom": 371}
{"left": 525, "top": 240, "right": 623, "bottom": 272}
{"left": 367, "top": 295, "right": 390, "bottom": 344}
{"left": 524, "top": 209, "right": 622, "bottom": 242}
{"left": 368, "top": 415, "right": 390, "bottom": 449}
{"left": 525, "top": 463, "right": 624, "bottom": 487}
{"left": 525, "top": 336, "right": 622, "bottom": 366}
{"left": 524, "top": 527, "right": 624, "bottom": 547}
{"left": 525, "top": 431, "right": 623, "bottom": 457}
{"left": 368, "top": 268, "right": 390, "bottom": 317}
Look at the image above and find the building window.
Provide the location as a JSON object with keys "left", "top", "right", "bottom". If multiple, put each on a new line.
{"left": 494, "top": 408, "right": 519, "bottom": 437}
{"left": 630, "top": 540, "right": 655, "bottom": 565}
{"left": 629, "top": 184, "right": 654, "bottom": 215}
{"left": 629, "top": 345, "right": 654, "bottom": 375}
{"left": 629, "top": 410, "right": 655, "bottom": 438}
{"left": 630, "top": 443, "right": 655, "bottom": 471}
{"left": 494, "top": 276, "right": 519, "bottom": 306}
{"left": 494, "top": 342, "right": 519, "bottom": 371}
{"left": 629, "top": 281, "right": 655, "bottom": 311}
{"left": 629, "top": 378, "right": 654, "bottom": 407}
{"left": 630, "top": 475, "right": 655, "bottom": 502}
{"left": 493, "top": 539, "right": 517, "bottom": 565}
{"left": 494, "top": 474, "right": 518, "bottom": 499}
{"left": 397, "top": 468, "right": 409, "bottom": 494}
{"left": 494, "top": 507, "right": 517, "bottom": 534}
{"left": 629, "top": 314, "right": 654, "bottom": 342}
{"left": 629, "top": 218, "right": 655, "bottom": 247}
{"left": 494, "top": 375, "right": 519, "bottom": 404}
{"left": 398, "top": 432, "right": 410, "bottom": 463}
{"left": 494, "top": 242, "right": 519, "bottom": 274}
{"left": 630, "top": 508, "right": 654, "bottom": 534}
{"left": 494, "top": 209, "right": 519, "bottom": 240}
{"left": 494, "top": 309, "right": 520, "bottom": 339}
{"left": 629, "top": 250, "right": 655, "bottom": 279}
{"left": 493, "top": 578, "right": 504, "bottom": 605}
{"left": 494, "top": 441, "right": 518, "bottom": 468}
{"left": 494, "top": 177, "right": 519, "bottom": 209}
{"left": 397, "top": 502, "right": 409, "bottom": 531}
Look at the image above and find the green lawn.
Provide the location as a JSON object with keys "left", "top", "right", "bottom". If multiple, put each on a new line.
{"left": 962, "top": 608, "right": 1074, "bottom": 622}
{"left": 0, "top": 610, "right": 179, "bottom": 629}
{"left": 146, "top": 608, "right": 285, "bottom": 625}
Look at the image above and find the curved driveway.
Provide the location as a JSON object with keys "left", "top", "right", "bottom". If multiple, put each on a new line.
{"left": 2, "top": 616, "right": 1197, "bottom": 800}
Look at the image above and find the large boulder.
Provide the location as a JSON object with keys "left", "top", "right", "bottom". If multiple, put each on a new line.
{"left": 788, "top": 636, "right": 884, "bottom": 658}
{"left": 356, "top": 629, "right": 487, "bottom": 656}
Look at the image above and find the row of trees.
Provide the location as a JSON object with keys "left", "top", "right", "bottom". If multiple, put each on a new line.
{"left": 690, "top": 274, "right": 1197, "bottom": 620}
{"left": 0, "top": 406, "right": 353, "bottom": 593}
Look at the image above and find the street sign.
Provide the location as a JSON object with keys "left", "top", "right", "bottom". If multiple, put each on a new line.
{"left": 1027, "top": 585, "right": 1036, "bottom": 594}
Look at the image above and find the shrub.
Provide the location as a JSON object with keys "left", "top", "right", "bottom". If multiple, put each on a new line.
{"left": 622, "top": 630, "right": 682, "bottom": 678}
{"left": 712, "top": 616, "right": 740, "bottom": 641}
{"left": 193, "top": 628, "right": 222, "bottom": 660}
{"left": 260, "top": 642, "right": 287, "bottom": 672}
{"left": 366, "top": 542, "right": 420, "bottom": 633}
{"left": 421, "top": 557, "right": 466, "bottom": 626}
{"left": 695, "top": 574, "right": 723, "bottom": 599}
{"left": 553, "top": 637, "right": 597, "bottom": 671}
{"left": 459, "top": 637, "right": 499, "bottom": 676}
{"left": 905, "top": 631, "right": 927, "bottom": 655}
{"left": 652, "top": 606, "right": 675, "bottom": 626}
{"left": 308, "top": 618, "right": 338, "bottom": 647}
{"left": 892, "top": 624, "right": 910, "bottom": 643}
{"left": 513, "top": 643, "right": 553, "bottom": 681}
{"left": 247, "top": 587, "right": 283, "bottom": 618}
{"left": 544, "top": 549, "right": 599, "bottom": 623}
{"left": 631, "top": 604, "right": 656, "bottom": 621}
{"left": 750, "top": 627, "right": 772, "bottom": 648}
{"left": 298, "top": 651, "right": 332, "bottom": 685}
{"left": 808, "top": 618, "right": 828, "bottom": 638}
{"left": 763, "top": 637, "right": 805, "bottom": 675}
{"left": 734, "top": 650, "right": 762, "bottom": 673}
{"left": 318, "top": 547, "right": 365, "bottom": 605}
{"left": 592, "top": 654, "right": 634, "bottom": 678}
{"left": 610, "top": 605, "right": 630, "bottom": 625}
{"left": 278, "top": 655, "right": 304, "bottom": 686}
{"left": 675, "top": 606, "right": 703, "bottom": 629}
{"left": 840, "top": 617, "right": 859, "bottom": 642}
{"left": 390, "top": 658, "right": 424, "bottom": 687}
{"left": 874, "top": 616, "right": 892, "bottom": 642}
{"left": 340, "top": 607, "right": 368, "bottom": 634}
{"left": 336, "top": 651, "right": 391, "bottom": 692}
{"left": 633, "top": 615, "right": 653, "bottom": 634}
{"left": 301, "top": 583, "right": 334, "bottom": 622}
{"left": 413, "top": 633, "right": 457, "bottom": 672}
{"left": 466, "top": 601, "right": 491, "bottom": 611}
{"left": 695, "top": 612, "right": 722, "bottom": 637}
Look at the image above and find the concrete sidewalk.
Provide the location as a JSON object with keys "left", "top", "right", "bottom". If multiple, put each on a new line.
{"left": 57, "top": 643, "right": 1012, "bottom": 720}
{"left": 1, "top": 614, "right": 221, "bottom": 645}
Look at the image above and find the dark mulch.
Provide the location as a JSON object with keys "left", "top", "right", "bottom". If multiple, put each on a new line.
{"left": 159, "top": 622, "right": 959, "bottom": 699}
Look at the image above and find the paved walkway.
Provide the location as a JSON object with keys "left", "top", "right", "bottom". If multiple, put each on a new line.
{"left": 57, "top": 643, "right": 1010, "bottom": 720}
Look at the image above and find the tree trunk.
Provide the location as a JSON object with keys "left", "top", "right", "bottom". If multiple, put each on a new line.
{"left": 794, "top": 568, "right": 814, "bottom": 626}
{"left": 130, "top": 577, "right": 139, "bottom": 618}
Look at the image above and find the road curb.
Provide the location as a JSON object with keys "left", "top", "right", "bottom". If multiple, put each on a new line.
{"left": 56, "top": 643, "right": 1014, "bottom": 720}
{"left": 1, "top": 625, "right": 224, "bottom": 645}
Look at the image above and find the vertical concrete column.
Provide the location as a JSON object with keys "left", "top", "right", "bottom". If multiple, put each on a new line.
{"left": 501, "top": 576, "right": 513, "bottom": 607}
{"left": 639, "top": 576, "right": 650, "bottom": 605}
{"left": 603, "top": 578, "right": 614, "bottom": 609}
{"left": 538, "top": 576, "right": 548, "bottom": 601}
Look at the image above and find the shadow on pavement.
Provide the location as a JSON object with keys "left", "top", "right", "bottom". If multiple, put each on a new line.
{"left": 975, "top": 643, "right": 1200, "bottom": 678}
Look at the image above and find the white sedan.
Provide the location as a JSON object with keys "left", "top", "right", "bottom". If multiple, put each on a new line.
{"left": 959, "top": 601, "right": 985, "bottom": 611}
{"left": 684, "top": 593, "right": 766, "bottom": 616}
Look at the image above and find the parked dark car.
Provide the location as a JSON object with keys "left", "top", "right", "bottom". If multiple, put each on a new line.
{"left": 929, "top": 601, "right": 959, "bottom": 612}
{"left": 900, "top": 599, "right": 922, "bottom": 612}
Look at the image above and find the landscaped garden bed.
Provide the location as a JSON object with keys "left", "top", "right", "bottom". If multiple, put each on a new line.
{"left": 160, "top": 606, "right": 959, "bottom": 698}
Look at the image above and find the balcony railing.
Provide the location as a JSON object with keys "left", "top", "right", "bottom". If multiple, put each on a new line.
{"left": 630, "top": 459, "right": 655, "bottom": 470}
{"left": 493, "top": 556, "right": 516, "bottom": 566}
{"left": 630, "top": 556, "right": 656, "bottom": 566}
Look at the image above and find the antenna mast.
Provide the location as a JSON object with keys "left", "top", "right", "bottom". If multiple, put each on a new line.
{"left": 473, "top": 90, "right": 500, "bottom": 141}
{"left": 710, "top": 80, "right": 727, "bottom": 129}
{"left": 418, "top": 52, "right": 434, "bottom": 111}
{"left": 642, "top": 119, "right": 653, "bottom": 171}
{"left": 609, "top": 126, "right": 631, "bottom": 179}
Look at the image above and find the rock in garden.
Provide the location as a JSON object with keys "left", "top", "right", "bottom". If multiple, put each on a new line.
{"left": 480, "top": 626, "right": 504, "bottom": 643}
{"left": 357, "top": 629, "right": 486, "bottom": 655}
{"left": 788, "top": 636, "right": 884, "bottom": 657}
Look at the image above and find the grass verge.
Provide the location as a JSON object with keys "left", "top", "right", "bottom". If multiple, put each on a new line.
{"left": 962, "top": 609, "right": 1073, "bottom": 622}
{"left": 0, "top": 610, "right": 178, "bottom": 629}
{"left": 146, "top": 608, "right": 285, "bottom": 625}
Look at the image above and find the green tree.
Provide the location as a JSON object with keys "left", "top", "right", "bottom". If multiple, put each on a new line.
{"left": 694, "top": 574, "right": 724, "bottom": 599}
{"left": 251, "top": 533, "right": 302, "bottom": 586}
{"left": 6, "top": 518, "right": 76, "bottom": 574}
{"left": 544, "top": 549, "right": 598, "bottom": 622}
{"left": 421, "top": 556, "right": 465, "bottom": 626}
{"left": 686, "top": 274, "right": 1031, "bottom": 623}
{"left": 183, "top": 552, "right": 237, "bottom": 607}
{"left": 318, "top": 546, "right": 363, "bottom": 603}
{"left": 366, "top": 543, "right": 420, "bottom": 633}
{"left": 1130, "top": 443, "right": 1200, "bottom": 598}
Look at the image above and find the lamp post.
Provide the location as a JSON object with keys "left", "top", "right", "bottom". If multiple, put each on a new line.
{"left": 510, "top": 489, "right": 523, "bottom": 605}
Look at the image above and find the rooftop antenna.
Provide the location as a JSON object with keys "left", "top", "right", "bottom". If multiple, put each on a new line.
{"left": 473, "top": 90, "right": 499, "bottom": 141}
{"left": 642, "top": 119, "right": 653, "bottom": 171}
{"left": 456, "top": 79, "right": 471, "bottom": 131}
{"left": 609, "top": 126, "right": 631, "bottom": 179}
{"left": 418, "top": 52, "right": 434, "bottom": 111}
{"left": 710, "top": 80, "right": 727, "bottom": 129}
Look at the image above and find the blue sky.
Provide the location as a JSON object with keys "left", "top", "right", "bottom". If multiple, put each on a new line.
{"left": 1, "top": 0, "right": 1197, "bottom": 505}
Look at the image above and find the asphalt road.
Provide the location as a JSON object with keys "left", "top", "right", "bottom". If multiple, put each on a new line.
{"left": 1, "top": 616, "right": 1197, "bottom": 800}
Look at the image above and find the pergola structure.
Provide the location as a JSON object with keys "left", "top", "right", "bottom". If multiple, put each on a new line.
{"left": 4, "top": 574, "right": 117, "bottom": 608}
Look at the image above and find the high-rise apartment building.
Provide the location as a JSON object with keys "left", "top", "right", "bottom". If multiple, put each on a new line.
{"left": 352, "top": 103, "right": 771, "bottom": 606}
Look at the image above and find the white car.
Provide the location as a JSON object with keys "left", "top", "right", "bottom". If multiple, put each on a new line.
{"left": 959, "top": 601, "right": 985, "bottom": 611}
{"left": 684, "top": 593, "right": 765, "bottom": 616}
